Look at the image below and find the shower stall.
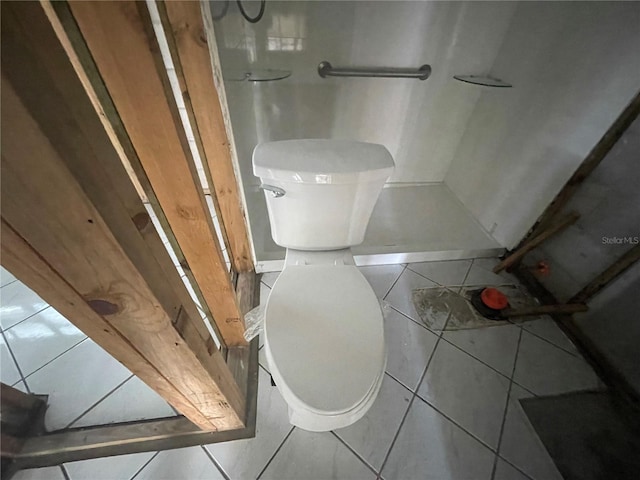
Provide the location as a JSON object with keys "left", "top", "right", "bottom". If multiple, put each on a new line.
{"left": 207, "top": 1, "right": 640, "bottom": 272}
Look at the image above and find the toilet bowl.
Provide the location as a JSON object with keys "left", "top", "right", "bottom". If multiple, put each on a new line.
{"left": 253, "top": 140, "right": 394, "bottom": 431}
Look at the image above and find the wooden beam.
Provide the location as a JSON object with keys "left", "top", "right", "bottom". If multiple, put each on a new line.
{"left": 227, "top": 272, "right": 260, "bottom": 399}
{"left": 503, "top": 303, "right": 588, "bottom": 317}
{"left": 42, "top": 0, "right": 228, "bottom": 351}
{"left": 493, "top": 211, "right": 579, "bottom": 273}
{"left": 66, "top": 0, "right": 247, "bottom": 346}
{"left": 6, "top": 282, "right": 260, "bottom": 471}
{"left": 12, "top": 342, "right": 257, "bottom": 470}
{"left": 569, "top": 245, "right": 640, "bottom": 305}
{"left": 1, "top": 1, "right": 244, "bottom": 429}
{"left": 158, "top": 0, "right": 253, "bottom": 273}
{"left": 514, "top": 265, "right": 640, "bottom": 406}
{"left": 524, "top": 90, "right": 640, "bottom": 241}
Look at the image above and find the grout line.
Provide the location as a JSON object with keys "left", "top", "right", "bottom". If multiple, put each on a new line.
{"left": 201, "top": 445, "right": 231, "bottom": 480}
{"left": 382, "top": 371, "right": 414, "bottom": 395}
{"left": 0, "top": 279, "right": 18, "bottom": 289}
{"left": 495, "top": 454, "right": 537, "bottom": 480}
{"left": 60, "top": 464, "right": 71, "bottom": 480}
{"left": 331, "top": 430, "right": 379, "bottom": 477}
{"left": 21, "top": 337, "right": 90, "bottom": 382}
{"left": 404, "top": 260, "right": 474, "bottom": 289}
{"left": 518, "top": 324, "right": 581, "bottom": 358}
{"left": 381, "top": 265, "right": 408, "bottom": 301}
{"left": 65, "top": 374, "right": 134, "bottom": 428}
{"left": 413, "top": 390, "right": 500, "bottom": 454}
{"left": 1, "top": 329, "right": 31, "bottom": 393}
{"left": 130, "top": 451, "right": 160, "bottom": 480}
{"left": 387, "top": 303, "right": 440, "bottom": 336}
{"left": 438, "top": 334, "right": 517, "bottom": 385}
{"left": 490, "top": 327, "right": 524, "bottom": 480}
{"left": 255, "top": 426, "right": 295, "bottom": 479}
{"left": 2, "top": 304, "right": 51, "bottom": 333}
{"left": 376, "top": 306, "right": 453, "bottom": 476}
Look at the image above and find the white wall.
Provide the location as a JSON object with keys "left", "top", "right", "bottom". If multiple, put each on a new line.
{"left": 445, "top": 1, "right": 640, "bottom": 248}
{"left": 212, "top": 1, "right": 517, "bottom": 186}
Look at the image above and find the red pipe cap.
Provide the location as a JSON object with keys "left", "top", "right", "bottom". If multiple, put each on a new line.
{"left": 480, "top": 287, "right": 509, "bottom": 310}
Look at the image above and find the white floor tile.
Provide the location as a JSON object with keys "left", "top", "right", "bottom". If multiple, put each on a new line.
{"left": 521, "top": 317, "right": 578, "bottom": 354}
{"left": 382, "top": 397, "right": 495, "bottom": 480}
{"left": 260, "top": 428, "right": 375, "bottom": 480}
{"left": 499, "top": 385, "right": 563, "bottom": 480}
{"left": 71, "top": 375, "right": 175, "bottom": 428}
{"left": 494, "top": 458, "right": 531, "bottom": 480}
{"left": 0, "top": 281, "right": 48, "bottom": 330}
{"left": 383, "top": 307, "right": 438, "bottom": 391}
{"left": 135, "top": 447, "right": 224, "bottom": 480}
{"left": 206, "top": 369, "right": 291, "bottom": 480}
{"left": 358, "top": 264, "right": 405, "bottom": 299}
{"left": 12, "top": 380, "right": 28, "bottom": 392}
{"left": 25, "top": 340, "right": 132, "bottom": 430}
{"left": 4, "top": 307, "right": 86, "bottom": 377}
{"left": 335, "top": 374, "right": 412, "bottom": 471}
{"left": 384, "top": 269, "right": 437, "bottom": 324}
{"left": 406, "top": 259, "right": 472, "bottom": 287}
{"left": 513, "top": 331, "right": 602, "bottom": 396}
{"left": 443, "top": 324, "right": 521, "bottom": 377}
{"left": 260, "top": 271, "right": 281, "bottom": 289}
{"left": 464, "top": 258, "right": 518, "bottom": 286}
{"left": 65, "top": 452, "right": 155, "bottom": 480}
{"left": 1, "top": 333, "right": 22, "bottom": 385}
{"left": 418, "top": 340, "right": 511, "bottom": 449}
{"left": 12, "top": 466, "right": 65, "bottom": 480}
{"left": 1, "top": 266, "right": 17, "bottom": 287}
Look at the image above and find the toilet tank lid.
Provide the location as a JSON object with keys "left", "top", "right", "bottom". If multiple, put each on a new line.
{"left": 253, "top": 139, "right": 394, "bottom": 184}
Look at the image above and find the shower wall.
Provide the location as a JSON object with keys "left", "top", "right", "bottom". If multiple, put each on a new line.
{"left": 211, "top": 1, "right": 640, "bottom": 261}
{"left": 445, "top": 1, "right": 640, "bottom": 249}
{"left": 212, "top": 0, "right": 517, "bottom": 186}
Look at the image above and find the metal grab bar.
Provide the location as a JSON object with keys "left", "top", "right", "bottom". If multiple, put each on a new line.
{"left": 318, "top": 61, "right": 431, "bottom": 81}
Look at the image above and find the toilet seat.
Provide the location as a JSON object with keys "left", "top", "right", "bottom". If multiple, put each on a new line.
{"left": 264, "top": 264, "right": 386, "bottom": 431}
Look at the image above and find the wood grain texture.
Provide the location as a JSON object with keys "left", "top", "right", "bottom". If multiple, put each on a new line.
{"left": 43, "top": 0, "right": 228, "bottom": 349}
{"left": 67, "top": 0, "right": 247, "bottom": 346}
{"left": 159, "top": 0, "right": 253, "bottom": 273}
{"left": 1, "top": 0, "right": 244, "bottom": 429}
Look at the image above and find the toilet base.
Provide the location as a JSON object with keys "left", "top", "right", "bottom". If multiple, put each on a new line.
{"left": 264, "top": 342, "right": 387, "bottom": 432}
{"left": 286, "top": 358, "right": 386, "bottom": 432}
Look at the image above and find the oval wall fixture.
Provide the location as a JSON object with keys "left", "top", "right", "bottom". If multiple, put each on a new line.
{"left": 224, "top": 69, "right": 292, "bottom": 82}
{"left": 453, "top": 75, "right": 512, "bottom": 88}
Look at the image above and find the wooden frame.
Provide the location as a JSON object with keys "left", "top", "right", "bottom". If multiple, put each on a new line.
{"left": 157, "top": 0, "right": 253, "bottom": 274}
{"left": 7, "top": 335, "right": 258, "bottom": 470}
{"left": 518, "top": 91, "right": 640, "bottom": 247}
{"left": 63, "top": 0, "right": 247, "bottom": 348}
{"left": 514, "top": 265, "right": 640, "bottom": 405}
{"left": 1, "top": 1, "right": 260, "bottom": 471}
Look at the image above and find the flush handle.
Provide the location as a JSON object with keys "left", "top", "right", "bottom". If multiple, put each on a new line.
{"left": 259, "top": 184, "right": 286, "bottom": 198}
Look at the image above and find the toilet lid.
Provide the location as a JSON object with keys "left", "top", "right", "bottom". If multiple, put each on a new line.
{"left": 265, "top": 265, "right": 385, "bottom": 415}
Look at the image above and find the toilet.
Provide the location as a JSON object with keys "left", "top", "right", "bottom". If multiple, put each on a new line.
{"left": 253, "top": 139, "right": 394, "bottom": 432}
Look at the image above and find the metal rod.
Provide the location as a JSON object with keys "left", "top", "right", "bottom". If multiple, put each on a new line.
{"left": 318, "top": 61, "right": 431, "bottom": 80}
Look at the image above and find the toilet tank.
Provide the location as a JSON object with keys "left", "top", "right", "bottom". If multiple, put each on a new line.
{"left": 253, "top": 140, "right": 394, "bottom": 250}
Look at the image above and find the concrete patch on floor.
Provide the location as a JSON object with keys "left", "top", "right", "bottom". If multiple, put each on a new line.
{"left": 413, "top": 285, "right": 543, "bottom": 330}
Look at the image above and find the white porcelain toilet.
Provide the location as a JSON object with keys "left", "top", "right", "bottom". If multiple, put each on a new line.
{"left": 253, "top": 139, "right": 394, "bottom": 431}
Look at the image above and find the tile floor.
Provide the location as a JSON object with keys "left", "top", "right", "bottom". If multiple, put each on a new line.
{"left": 1, "top": 258, "right": 604, "bottom": 480}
